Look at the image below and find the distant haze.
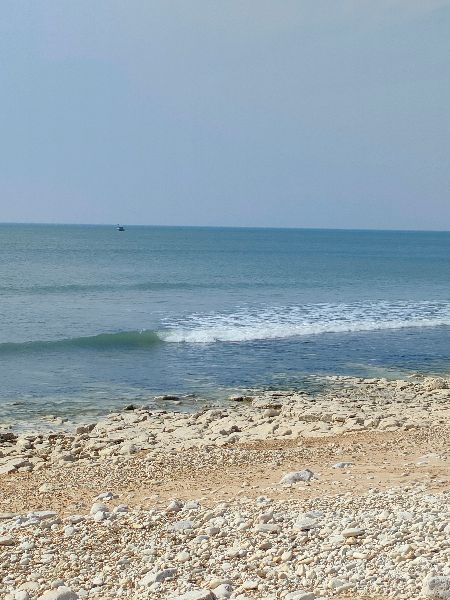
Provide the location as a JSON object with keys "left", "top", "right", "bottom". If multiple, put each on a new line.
{"left": 0, "top": 1, "right": 449, "bottom": 230}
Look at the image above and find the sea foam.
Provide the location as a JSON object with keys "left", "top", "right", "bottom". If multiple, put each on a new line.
{"left": 161, "top": 300, "right": 450, "bottom": 343}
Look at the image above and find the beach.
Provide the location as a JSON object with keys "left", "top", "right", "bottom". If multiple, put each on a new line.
{"left": 1, "top": 374, "right": 450, "bottom": 599}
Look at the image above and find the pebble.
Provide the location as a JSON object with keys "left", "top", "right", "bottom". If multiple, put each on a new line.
{"left": 37, "top": 588, "right": 79, "bottom": 600}
{"left": 422, "top": 575, "right": 450, "bottom": 599}
{"left": 0, "top": 536, "right": 15, "bottom": 546}
{"left": 280, "top": 469, "right": 315, "bottom": 484}
{"left": 284, "top": 592, "right": 316, "bottom": 600}
{"left": 174, "top": 590, "right": 215, "bottom": 600}
{"left": 1, "top": 375, "right": 450, "bottom": 600}
{"left": 213, "top": 583, "right": 233, "bottom": 598}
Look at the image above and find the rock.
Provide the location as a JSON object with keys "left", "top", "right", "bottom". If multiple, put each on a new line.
{"left": 294, "top": 517, "right": 318, "bottom": 531}
{"left": 332, "top": 461, "right": 353, "bottom": 469}
{"left": 173, "top": 590, "right": 215, "bottom": 600}
{"left": 228, "top": 395, "right": 253, "bottom": 402}
{"left": 27, "top": 511, "right": 57, "bottom": 520}
{"left": 255, "top": 523, "right": 281, "bottom": 533}
{"left": 175, "top": 551, "right": 190, "bottom": 563}
{"left": 252, "top": 398, "right": 282, "bottom": 409}
{"left": 75, "top": 424, "right": 95, "bottom": 434}
{"left": 118, "top": 442, "right": 138, "bottom": 455}
{"left": 0, "top": 512, "right": 16, "bottom": 520}
{"left": 50, "top": 581, "right": 65, "bottom": 590}
{"left": 422, "top": 575, "right": 450, "bottom": 599}
{"left": 95, "top": 491, "right": 113, "bottom": 501}
{"left": 0, "top": 431, "right": 17, "bottom": 442}
{"left": 18, "top": 582, "right": 40, "bottom": 592}
{"left": 285, "top": 592, "right": 315, "bottom": 600}
{"left": 140, "top": 568, "right": 177, "bottom": 586}
{"left": 93, "top": 511, "right": 106, "bottom": 523}
{"left": 422, "top": 377, "right": 448, "bottom": 391}
{"left": 0, "top": 536, "right": 16, "bottom": 546}
{"left": 166, "top": 499, "right": 183, "bottom": 513}
{"left": 0, "top": 463, "right": 18, "bottom": 475}
{"left": 90, "top": 503, "right": 108, "bottom": 515}
{"left": 14, "top": 592, "right": 30, "bottom": 600}
{"left": 39, "top": 483, "right": 54, "bottom": 493}
{"left": 183, "top": 500, "right": 200, "bottom": 511}
{"left": 341, "top": 528, "right": 365, "bottom": 538}
{"left": 263, "top": 408, "right": 281, "bottom": 417}
{"left": 280, "top": 469, "right": 314, "bottom": 484}
{"left": 38, "top": 588, "right": 79, "bottom": 600}
{"left": 213, "top": 584, "right": 233, "bottom": 598}
{"left": 242, "top": 580, "right": 259, "bottom": 590}
{"left": 58, "top": 453, "right": 76, "bottom": 462}
{"left": 172, "top": 519, "right": 193, "bottom": 531}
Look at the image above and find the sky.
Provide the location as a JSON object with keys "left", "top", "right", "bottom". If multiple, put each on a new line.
{"left": 0, "top": 1, "right": 449, "bottom": 229}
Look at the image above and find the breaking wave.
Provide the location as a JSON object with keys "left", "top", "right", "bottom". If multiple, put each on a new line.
{"left": 161, "top": 301, "right": 450, "bottom": 343}
{"left": 2, "top": 300, "right": 449, "bottom": 352}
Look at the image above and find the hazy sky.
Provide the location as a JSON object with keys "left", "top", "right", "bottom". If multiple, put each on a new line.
{"left": 1, "top": 1, "right": 449, "bottom": 229}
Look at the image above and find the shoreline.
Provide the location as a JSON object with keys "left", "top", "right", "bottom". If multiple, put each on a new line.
{"left": 1, "top": 375, "right": 450, "bottom": 599}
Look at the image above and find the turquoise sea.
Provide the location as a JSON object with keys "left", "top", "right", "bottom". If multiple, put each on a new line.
{"left": 1, "top": 224, "right": 449, "bottom": 425}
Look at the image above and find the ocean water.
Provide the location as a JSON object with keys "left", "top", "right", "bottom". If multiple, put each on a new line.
{"left": 1, "top": 224, "right": 449, "bottom": 425}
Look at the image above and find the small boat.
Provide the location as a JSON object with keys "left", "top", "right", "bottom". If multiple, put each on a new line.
{"left": 116, "top": 224, "right": 125, "bottom": 231}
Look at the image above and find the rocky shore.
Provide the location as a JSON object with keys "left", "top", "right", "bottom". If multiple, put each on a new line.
{"left": 1, "top": 375, "right": 450, "bottom": 600}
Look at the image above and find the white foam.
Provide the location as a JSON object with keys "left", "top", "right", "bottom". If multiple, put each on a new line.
{"left": 160, "top": 301, "right": 450, "bottom": 343}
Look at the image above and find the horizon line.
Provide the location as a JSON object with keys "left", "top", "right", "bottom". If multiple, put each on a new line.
{"left": 1, "top": 221, "right": 450, "bottom": 234}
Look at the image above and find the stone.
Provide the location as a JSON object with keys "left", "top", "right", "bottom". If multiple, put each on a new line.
{"left": 0, "top": 536, "right": 16, "bottom": 546}
{"left": 39, "top": 483, "right": 54, "bottom": 493}
{"left": 0, "top": 463, "right": 17, "bottom": 475}
{"left": 167, "top": 499, "right": 183, "bottom": 513}
{"left": 173, "top": 590, "right": 215, "bottom": 600}
{"left": 173, "top": 519, "right": 194, "bottom": 531}
{"left": 140, "top": 568, "right": 177, "bottom": 586}
{"left": 0, "top": 431, "right": 16, "bottom": 442}
{"left": 341, "top": 528, "right": 365, "bottom": 538}
{"left": 332, "top": 462, "right": 353, "bottom": 469}
{"left": 95, "top": 491, "right": 113, "bottom": 501}
{"left": 90, "top": 503, "right": 108, "bottom": 515}
{"left": 422, "top": 576, "right": 450, "bottom": 599}
{"left": 280, "top": 469, "right": 314, "bottom": 484}
{"left": 255, "top": 523, "right": 281, "bottom": 533}
{"left": 213, "top": 584, "right": 233, "bottom": 598}
{"left": 285, "top": 592, "right": 315, "bottom": 600}
{"left": 176, "top": 551, "right": 190, "bottom": 563}
{"left": 228, "top": 395, "right": 253, "bottom": 402}
{"left": 0, "top": 512, "right": 16, "bottom": 520}
{"left": 37, "top": 588, "right": 79, "bottom": 600}
{"left": 242, "top": 580, "right": 259, "bottom": 590}
{"left": 294, "top": 517, "right": 318, "bottom": 531}
{"left": 93, "top": 511, "right": 106, "bottom": 522}
{"left": 27, "top": 511, "right": 57, "bottom": 520}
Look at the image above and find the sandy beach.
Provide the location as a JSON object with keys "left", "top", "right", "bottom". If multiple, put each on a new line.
{"left": 1, "top": 375, "right": 450, "bottom": 600}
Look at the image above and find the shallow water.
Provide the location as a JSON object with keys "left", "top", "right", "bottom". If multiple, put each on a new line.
{"left": 1, "top": 224, "right": 449, "bottom": 423}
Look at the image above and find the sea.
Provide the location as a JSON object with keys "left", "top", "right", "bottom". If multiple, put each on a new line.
{"left": 1, "top": 224, "right": 449, "bottom": 427}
